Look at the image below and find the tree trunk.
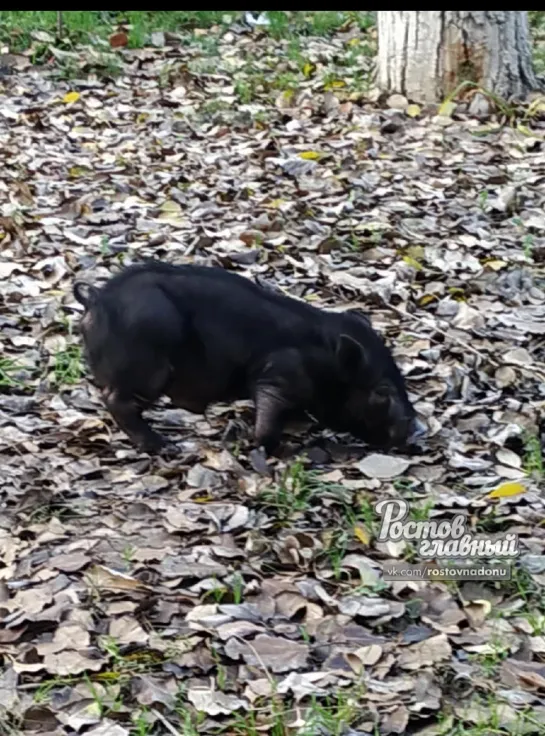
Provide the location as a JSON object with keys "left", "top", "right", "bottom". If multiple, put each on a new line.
{"left": 377, "top": 11, "right": 539, "bottom": 104}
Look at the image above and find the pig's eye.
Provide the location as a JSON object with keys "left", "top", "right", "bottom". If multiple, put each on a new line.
{"left": 373, "top": 382, "right": 394, "bottom": 401}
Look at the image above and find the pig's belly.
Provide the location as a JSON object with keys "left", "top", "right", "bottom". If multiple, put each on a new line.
{"left": 164, "top": 362, "right": 249, "bottom": 414}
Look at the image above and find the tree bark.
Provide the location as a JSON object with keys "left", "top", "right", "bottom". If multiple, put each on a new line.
{"left": 377, "top": 11, "right": 539, "bottom": 104}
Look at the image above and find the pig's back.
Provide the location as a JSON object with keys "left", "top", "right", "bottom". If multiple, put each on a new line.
{"left": 99, "top": 261, "right": 338, "bottom": 362}
{"left": 150, "top": 263, "right": 327, "bottom": 345}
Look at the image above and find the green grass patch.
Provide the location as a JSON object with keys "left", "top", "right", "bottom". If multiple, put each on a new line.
{"left": 0, "top": 357, "right": 24, "bottom": 388}
{"left": 52, "top": 344, "right": 83, "bottom": 386}
{"left": 0, "top": 11, "right": 236, "bottom": 51}
{"left": 260, "top": 459, "right": 349, "bottom": 521}
{"left": 0, "top": 11, "right": 376, "bottom": 53}
{"left": 266, "top": 11, "right": 374, "bottom": 39}
{"left": 523, "top": 431, "right": 544, "bottom": 477}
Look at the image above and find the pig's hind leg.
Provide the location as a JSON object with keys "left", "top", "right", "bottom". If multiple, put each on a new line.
{"left": 102, "top": 352, "right": 172, "bottom": 454}
{"left": 102, "top": 287, "right": 184, "bottom": 453}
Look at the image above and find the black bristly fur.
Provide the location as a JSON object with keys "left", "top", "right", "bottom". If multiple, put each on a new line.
{"left": 74, "top": 261, "right": 417, "bottom": 454}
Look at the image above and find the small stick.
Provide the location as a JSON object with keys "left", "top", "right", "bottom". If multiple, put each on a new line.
{"left": 151, "top": 709, "right": 182, "bottom": 736}
{"left": 385, "top": 300, "right": 545, "bottom": 384}
{"left": 384, "top": 300, "right": 500, "bottom": 368}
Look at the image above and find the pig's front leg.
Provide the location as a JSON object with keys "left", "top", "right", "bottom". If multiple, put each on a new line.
{"left": 103, "top": 388, "right": 167, "bottom": 454}
{"left": 254, "top": 383, "right": 294, "bottom": 454}
{"left": 253, "top": 349, "right": 310, "bottom": 454}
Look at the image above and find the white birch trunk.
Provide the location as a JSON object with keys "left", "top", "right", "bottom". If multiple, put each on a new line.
{"left": 377, "top": 11, "right": 539, "bottom": 104}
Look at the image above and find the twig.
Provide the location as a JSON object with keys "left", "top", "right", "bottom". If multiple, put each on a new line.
{"left": 57, "top": 11, "right": 64, "bottom": 37}
{"left": 385, "top": 300, "right": 545, "bottom": 385}
{"left": 233, "top": 634, "right": 276, "bottom": 687}
{"left": 384, "top": 300, "right": 500, "bottom": 368}
{"left": 150, "top": 709, "right": 182, "bottom": 736}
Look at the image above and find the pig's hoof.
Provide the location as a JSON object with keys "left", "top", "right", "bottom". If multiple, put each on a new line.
{"left": 138, "top": 435, "right": 170, "bottom": 455}
{"left": 158, "top": 441, "right": 180, "bottom": 457}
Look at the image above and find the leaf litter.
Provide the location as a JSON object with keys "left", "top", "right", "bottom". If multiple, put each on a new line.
{"left": 0, "top": 12, "right": 545, "bottom": 736}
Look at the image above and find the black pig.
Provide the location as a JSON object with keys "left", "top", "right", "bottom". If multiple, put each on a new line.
{"left": 73, "top": 262, "right": 421, "bottom": 454}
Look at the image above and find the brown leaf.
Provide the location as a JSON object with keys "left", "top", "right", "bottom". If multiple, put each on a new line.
{"left": 224, "top": 634, "right": 309, "bottom": 673}
{"left": 49, "top": 552, "right": 90, "bottom": 572}
{"left": 86, "top": 721, "right": 130, "bottom": 736}
{"left": 37, "top": 623, "right": 90, "bottom": 655}
{"left": 1, "top": 18, "right": 545, "bottom": 734}
{"left": 109, "top": 31, "right": 128, "bottom": 48}
{"left": 357, "top": 454, "right": 410, "bottom": 479}
{"left": 132, "top": 675, "right": 177, "bottom": 709}
{"left": 500, "top": 659, "right": 545, "bottom": 690}
{"left": 43, "top": 651, "right": 105, "bottom": 676}
{"left": 187, "top": 686, "right": 248, "bottom": 716}
{"left": 398, "top": 634, "right": 452, "bottom": 670}
{"left": 0, "top": 666, "right": 19, "bottom": 713}
{"left": 109, "top": 615, "right": 149, "bottom": 645}
{"left": 381, "top": 705, "right": 410, "bottom": 735}
{"left": 86, "top": 565, "right": 151, "bottom": 593}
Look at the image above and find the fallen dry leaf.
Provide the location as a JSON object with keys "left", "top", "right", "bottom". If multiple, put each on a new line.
{"left": 225, "top": 634, "right": 309, "bottom": 672}
{"left": 109, "top": 31, "right": 128, "bottom": 48}
{"left": 63, "top": 91, "right": 80, "bottom": 104}
{"left": 487, "top": 481, "right": 527, "bottom": 498}
{"left": 187, "top": 686, "right": 249, "bottom": 716}
{"left": 397, "top": 634, "right": 452, "bottom": 670}
{"left": 0, "top": 11, "right": 544, "bottom": 736}
{"left": 357, "top": 454, "right": 411, "bottom": 479}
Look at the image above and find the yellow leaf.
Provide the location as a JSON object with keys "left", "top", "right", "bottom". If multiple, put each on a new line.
{"left": 63, "top": 91, "right": 80, "bottom": 104}
{"left": 406, "top": 245, "right": 424, "bottom": 259}
{"left": 484, "top": 259, "right": 507, "bottom": 271}
{"left": 302, "top": 62, "right": 315, "bottom": 78}
{"left": 69, "top": 166, "right": 90, "bottom": 178}
{"left": 158, "top": 199, "right": 184, "bottom": 222}
{"left": 159, "top": 200, "right": 182, "bottom": 213}
{"left": 354, "top": 524, "right": 371, "bottom": 546}
{"left": 96, "top": 672, "right": 122, "bottom": 681}
{"left": 299, "top": 151, "right": 321, "bottom": 160}
{"left": 403, "top": 255, "right": 422, "bottom": 271}
{"left": 466, "top": 599, "right": 492, "bottom": 615}
{"left": 527, "top": 97, "right": 545, "bottom": 116}
{"left": 419, "top": 294, "right": 437, "bottom": 306}
{"left": 516, "top": 123, "right": 534, "bottom": 137}
{"left": 269, "top": 198, "right": 285, "bottom": 208}
{"left": 488, "top": 482, "right": 526, "bottom": 499}
{"left": 348, "top": 37, "right": 360, "bottom": 47}
{"left": 406, "top": 104, "right": 421, "bottom": 118}
{"left": 438, "top": 99, "right": 456, "bottom": 117}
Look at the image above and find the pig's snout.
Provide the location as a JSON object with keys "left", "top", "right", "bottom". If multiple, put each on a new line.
{"left": 386, "top": 416, "right": 426, "bottom": 448}
{"left": 406, "top": 417, "right": 427, "bottom": 444}
{"left": 100, "top": 386, "right": 117, "bottom": 403}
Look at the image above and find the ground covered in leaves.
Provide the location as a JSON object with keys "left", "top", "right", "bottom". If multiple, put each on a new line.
{"left": 1, "top": 14, "right": 545, "bottom": 736}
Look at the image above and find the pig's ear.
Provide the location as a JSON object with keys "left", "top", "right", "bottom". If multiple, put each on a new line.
{"left": 347, "top": 308, "right": 371, "bottom": 327}
{"left": 73, "top": 281, "right": 98, "bottom": 308}
{"left": 336, "top": 334, "right": 366, "bottom": 376}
